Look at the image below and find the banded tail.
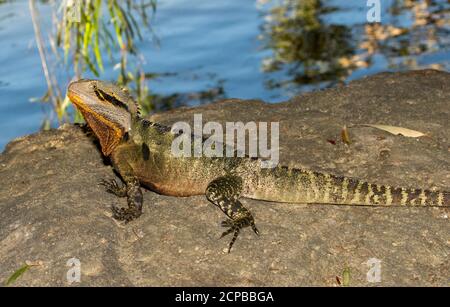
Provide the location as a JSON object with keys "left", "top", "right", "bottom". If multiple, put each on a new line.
{"left": 245, "top": 166, "right": 449, "bottom": 207}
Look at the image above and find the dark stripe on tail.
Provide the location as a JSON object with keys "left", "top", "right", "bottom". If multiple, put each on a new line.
{"left": 319, "top": 172, "right": 448, "bottom": 207}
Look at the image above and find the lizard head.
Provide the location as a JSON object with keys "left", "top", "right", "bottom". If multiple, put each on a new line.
{"left": 67, "top": 79, "right": 140, "bottom": 156}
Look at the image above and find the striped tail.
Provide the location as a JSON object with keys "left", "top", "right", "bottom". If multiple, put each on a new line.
{"left": 333, "top": 176, "right": 449, "bottom": 207}
{"left": 249, "top": 167, "right": 449, "bottom": 207}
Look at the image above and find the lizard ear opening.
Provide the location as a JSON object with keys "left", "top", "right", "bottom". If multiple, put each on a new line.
{"left": 80, "top": 109, "right": 124, "bottom": 156}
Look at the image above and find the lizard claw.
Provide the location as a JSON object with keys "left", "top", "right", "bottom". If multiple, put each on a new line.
{"left": 250, "top": 221, "right": 260, "bottom": 236}
{"left": 219, "top": 215, "right": 259, "bottom": 253}
{"left": 111, "top": 204, "right": 142, "bottom": 223}
{"left": 100, "top": 179, "right": 127, "bottom": 197}
{"left": 219, "top": 226, "right": 235, "bottom": 239}
{"left": 221, "top": 219, "right": 233, "bottom": 228}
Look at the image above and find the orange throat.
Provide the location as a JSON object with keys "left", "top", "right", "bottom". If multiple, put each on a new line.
{"left": 69, "top": 95, "right": 124, "bottom": 156}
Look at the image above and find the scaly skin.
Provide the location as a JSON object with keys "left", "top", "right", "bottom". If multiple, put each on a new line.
{"left": 67, "top": 79, "right": 449, "bottom": 252}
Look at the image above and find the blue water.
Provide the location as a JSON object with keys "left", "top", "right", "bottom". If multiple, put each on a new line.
{"left": 0, "top": 0, "right": 449, "bottom": 150}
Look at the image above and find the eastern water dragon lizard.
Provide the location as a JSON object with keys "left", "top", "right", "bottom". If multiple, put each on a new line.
{"left": 67, "top": 79, "right": 449, "bottom": 252}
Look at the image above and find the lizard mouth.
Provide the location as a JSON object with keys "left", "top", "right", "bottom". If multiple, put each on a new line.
{"left": 67, "top": 80, "right": 125, "bottom": 156}
{"left": 67, "top": 79, "right": 96, "bottom": 107}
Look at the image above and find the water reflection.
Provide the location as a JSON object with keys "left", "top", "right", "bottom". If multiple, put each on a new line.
{"left": 259, "top": 0, "right": 450, "bottom": 93}
{"left": 360, "top": 0, "right": 450, "bottom": 71}
{"left": 140, "top": 72, "right": 226, "bottom": 115}
{"left": 259, "top": 0, "right": 353, "bottom": 90}
{"left": 1, "top": 0, "right": 449, "bottom": 150}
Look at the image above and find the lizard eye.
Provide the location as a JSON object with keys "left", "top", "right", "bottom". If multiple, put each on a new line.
{"left": 93, "top": 88, "right": 106, "bottom": 102}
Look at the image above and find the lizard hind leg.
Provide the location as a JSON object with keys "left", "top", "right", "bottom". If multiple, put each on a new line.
{"left": 206, "top": 175, "right": 259, "bottom": 253}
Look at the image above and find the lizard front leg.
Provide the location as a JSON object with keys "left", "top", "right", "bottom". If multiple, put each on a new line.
{"left": 100, "top": 178, "right": 127, "bottom": 197}
{"left": 206, "top": 175, "right": 259, "bottom": 253}
{"left": 101, "top": 176, "right": 143, "bottom": 222}
{"left": 112, "top": 177, "right": 143, "bottom": 222}
{"left": 102, "top": 146, "right": 143, "bottom": 223}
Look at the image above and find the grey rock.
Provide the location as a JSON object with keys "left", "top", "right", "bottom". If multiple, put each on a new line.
{"left": 0, "top": 69, "right": 448, "bottom": 286}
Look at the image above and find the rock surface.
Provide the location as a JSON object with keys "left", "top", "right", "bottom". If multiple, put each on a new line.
{"left": 0, "top": 69, "right": 449, "bottom": 286}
